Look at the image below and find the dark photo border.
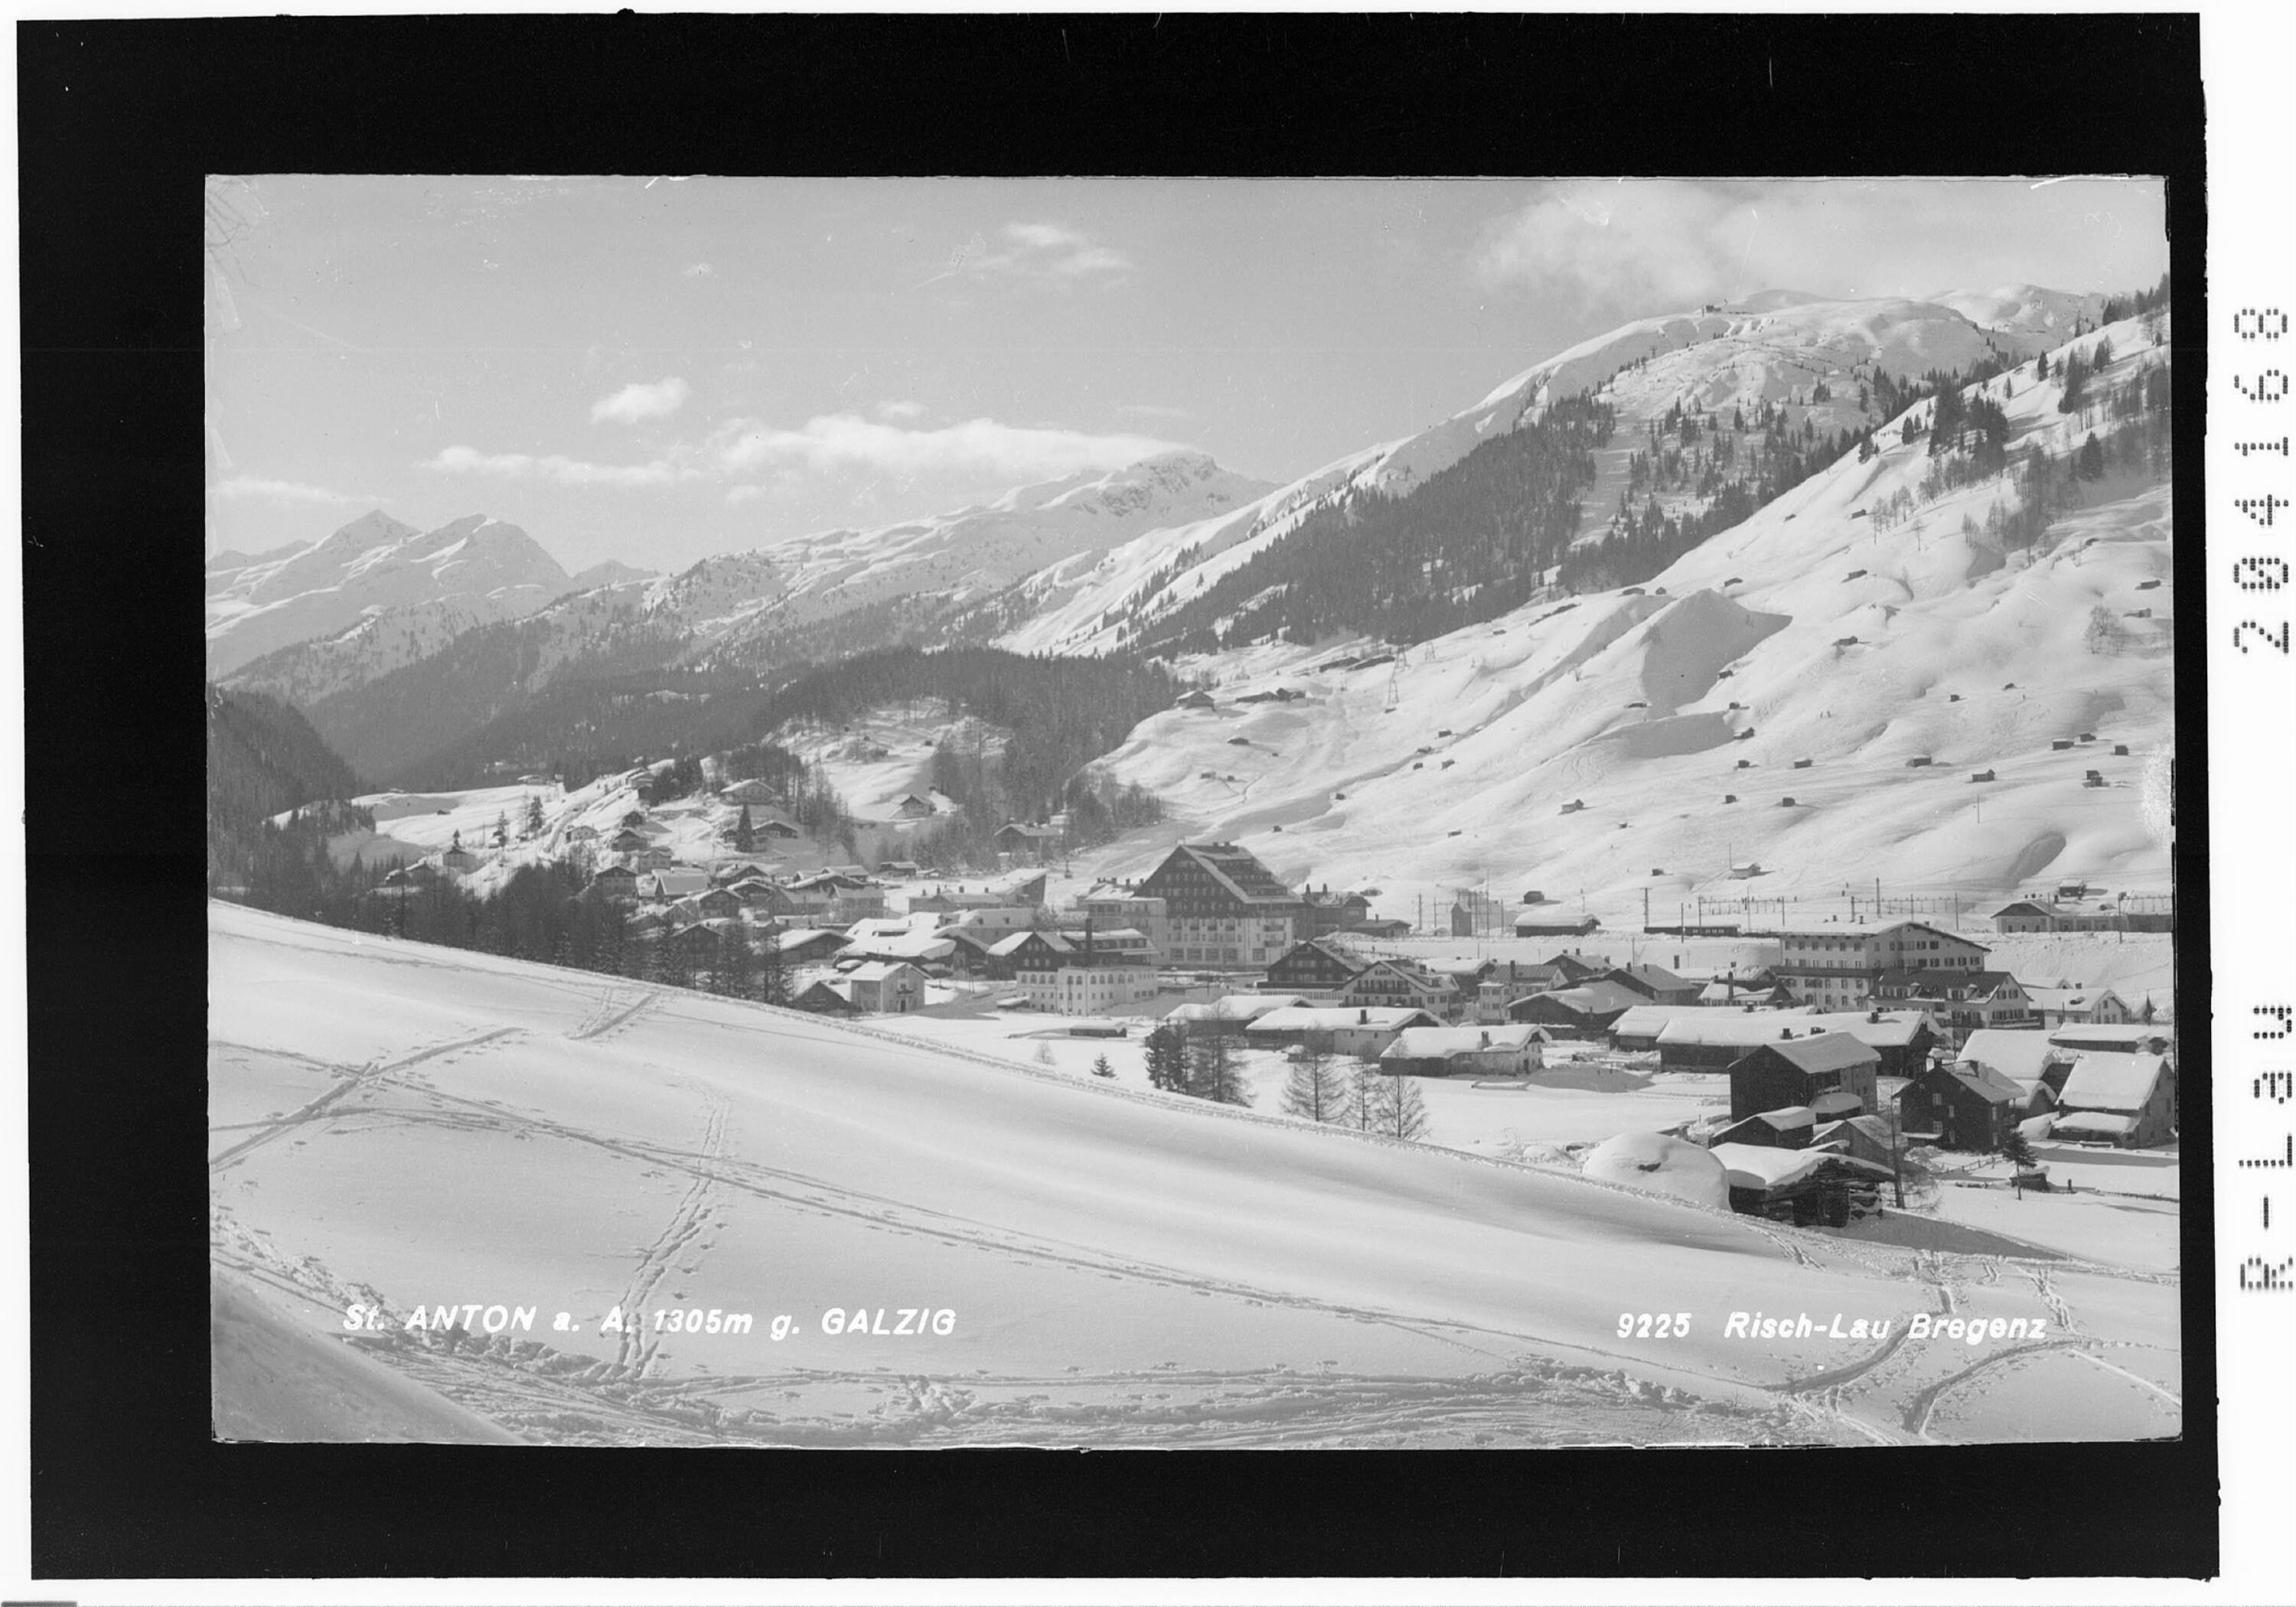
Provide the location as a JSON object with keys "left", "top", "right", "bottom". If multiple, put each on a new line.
{"left": 20, "top": 11, "right": 2212, "bottom": 1582}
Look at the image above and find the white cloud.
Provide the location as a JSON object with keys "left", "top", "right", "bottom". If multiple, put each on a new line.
{"left": 425, "top": 445, "right": 696, "bottom": 489}
{"left": 1473, "top": 183, "right": 1755, "bottom": 311}
{"left": 713, "top": 413, "right": 1184, "bottom": 484}
{"left": 725, "top": 484, "right": 765, "bottom": 506}
{"left": 875, "top": 399, "right": 927, "bottom": 420}
{"left": 210, "top": 475, "right": 373, "bottom": 507}
{"left": 955, "top": 221, "right": 1134, "bottom": 285}
{"left": 590, "top": 376, "right": 691, "bottom": 425}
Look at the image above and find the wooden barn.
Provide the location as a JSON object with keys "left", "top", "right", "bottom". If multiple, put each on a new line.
{"left": 2050, "top": 1052, "right": 2177, "bottom": 1147}
{"left": 1508, "top": 980, "right": 1645, "bottom": 1038}
{"left": 1260, "top": 938, "right": 1365, "bottom": 996}
{"left": 1726, "top": 1033, "right": 1881, "bottom": 1123}
{"left": 1895, "top": 1061, "right": 2025, "bottom": 1152}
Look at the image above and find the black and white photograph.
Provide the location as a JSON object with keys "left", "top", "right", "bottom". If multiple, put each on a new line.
{"left": 202, "top": 171, "right": 2187, "bottom": 1452}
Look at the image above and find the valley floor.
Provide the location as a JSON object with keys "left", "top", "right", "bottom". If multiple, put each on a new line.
{"left": 210, "top": 902, "right": 2180, "bottom": 1449}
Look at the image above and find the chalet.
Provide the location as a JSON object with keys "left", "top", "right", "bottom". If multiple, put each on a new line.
{"left": 945, "top": 906, "right": 1043, "bottom": 947}
{"left": 1260, "top": 938, "right": 1365, "bottom": 997}
{"left": 1378, "top": 1025, "right": 1547, "bottom": 1078}
{"left": 1598, "top": 963, "right": 1700, "bottom": 1006}
{"left": 1339, "top": 958, "right": 1463, "bottom": 1022}
{"left": 753, "top": 816, "right": 803, "bottom": 839}
{"left": 1696, "top": 971, "right": 1792, "bottom": 1007}
{"left": 876, "top": 859, "right": 922, "bottom": 878}
{"left": 843, "top": 960, "right": 926, "bottom": 1014}
{"left": 566, "top": 823, "right": 598, "bottom": 843}
{"left": 993, "top": 823, "right": 1064, "bottom": 865}
{"left": 1709, "top": 1107, "right": 1817, "bottom": 1150}
{"left": 792, "top": 979, "right": 861, "bottom": 1016}
{"left": 439, "top": 843, "right": 478, "bottom": 874}
{"left": 1609, "top": 1003, "right": 1729, "bottom": 1052}
{"left": 1134, "top": 842, "right": 1306, "bottom": 968}
{"left": 592, "top": 865, "right": 641, "bottom": 902}
{"left": 1727, "top": 1033, "right": 1881, "bottom": 1123}
{"left": 841, "top": 927, "right": 957, "bottom": 967}
{"left": 1163, "top": 994, "right": 1309, "bottom": 1039}
{"left": 719, "top": 778, "right": 783, "bottom": 810}
{"left": 2051, "top": 1052, "right": 2177, "bottom": 1146}
{"left": 1711, "top": 1144, "right": 1892, "bottom": 1227}
{"left": 996, "top": 930, "right": 1159, "bottom": 1011}
{"left": 609, "top": 829, "right": 649, "bottom": 855}
{"left": 1934, "top": 971, "right": 2039, "bottom": 1033}
{"left": 892, "top": 794, "right": 936, "bottom": 820}
{"left": 2024, "top": 985, "right": 2135, "bottom": 1029}
{"left": 1513, "top": 911, "right": 1601, "bottom": 937}
{"left": 1176, "top": 690, "right": 1216, "bottom": 711}
{"left": 773, "top": 927, "right": 852, "bottom": 966}
{"left": 641, "top": 869, "right": 713, "bottom": 904}
{"left": 1989, "top": 899, "right": 2127, "bottom": 934}
{"left": 693, "top": 887, "right": 742, "bottom": 921}
{"left": 1770, "top": 920, "right": 1989, "bottom": 1009}
{"left": 1349, "top": 918, "right": 1415, "bottom": 939}
{"left": 2048, "top": 1023, "right": 2174, "bottom": 1058}
{"left": 657, "top": 922, "right": 728, "bottom": 961}
{"left": 626, "top": 846, "right": 675, "bottom": 872}
{"left": 1895, "top": 1061, "right": 2024, "bottom": 1152}
{"left": 1810, "top": 1114, "right": 1901, "bottom": 1172}
{"left": 1658, "top": 1010, "right": 1934, "bottom": 1077}
{"left": 1300, "top": 887, "right": 1373, "bottom": 937}
{"left": 941, "top": 928, "right": 1002, "bottom": 978}
{"left": 1473, "top": 960, "right": 1574, "bottom": 1024}
{"left": 731, "top": 880, "right": 803, "bottom": 918}
{"left": 1242, "top": 1006, "right": 1440, "bottom": 1060}
{"left": 1955, "top": 1030, "right": 2071, "bottom": 1115}
{"left": 1508, "top": 980, "right": 1646, "bottom": 1038}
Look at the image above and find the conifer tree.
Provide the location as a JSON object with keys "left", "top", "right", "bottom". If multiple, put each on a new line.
{"left": 1091, "top": 1053, "right": 1116, "bottom": 1079}
{"left": 1280, "top": 1050, "right": 1349, "bottom": 1123}
{"left": 734, "top": 804, "right": 755, "bottom": 854}
{"left": 1186, "top": 1035, "right": 1252, "bottom": 1106}
{"left": 1143, "top": 1024, "right": 1187, "bottom": 1091}
{"left": 523, "top": 794, "right": 544, "bottom": 838}
{"left": 1380, "top": 1074, "right": 1431, "bottom": 1141}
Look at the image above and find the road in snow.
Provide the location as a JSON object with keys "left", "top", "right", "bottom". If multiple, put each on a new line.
{"left": 210, "top": 902, "right": 2178, "bottom": 1447}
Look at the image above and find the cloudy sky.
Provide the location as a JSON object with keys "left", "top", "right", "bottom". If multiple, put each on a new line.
{"left": 204, "top": 177, "right": 2167, "bottom": 575}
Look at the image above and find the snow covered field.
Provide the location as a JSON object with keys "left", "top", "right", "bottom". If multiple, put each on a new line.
{"left": 211, "top": 902, "right": 2180, "bottom": 1448}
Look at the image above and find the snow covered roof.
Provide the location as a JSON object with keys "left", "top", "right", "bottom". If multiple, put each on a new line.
{"left": 1526, "top": 981, "right": 1649, "bottom": 1018}
{"left": 1728, "top": 1105, "right": 1816, "bottom": 1133}
{"left": 1932, "top": 1062, "right": 2025, "bottom": 1107}
{"left": 1957, "top": 1029, "right": 2072, "bottom": 1083}
{"left": 1245, "top": 1006, "right": 1436, "bottom": 1034}
{"left": 1749, "top": 1032, "right": 1883, "bottom": 1075}
{"left": 844, "top": 934, "right": 956, "bottom": 962}
{"left": 1710, "top": 1143, "right": 1893, "bottom": 1191}
{"left": 2049, "top": 1024, "right": 2170, "bottom": 1052}
{"left": 1774, "top": 920, "right": 1987, "bottom": 949}
{"left": 1656, "top": 1010, "right": 1923, "bottom": 1050}
{"left": 2050, "top": 1110, "right": 2139, "bottom": 1139}
{"left": 844, "top": 960, "right": 923, "bottom": 982}
{"left": 2056, "top": 1051, "right": 2169, "bottom": 1114}
{"left": 1381, "top": 1025, "right": 1546, "bottom": 1059}
{"left": 1609, "top": 1004, "right": 1718, "bottom": 1039}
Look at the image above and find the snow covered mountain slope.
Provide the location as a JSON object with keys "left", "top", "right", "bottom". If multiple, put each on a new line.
{"left": 995, "top": 290, "right": 2110, "bottom": 659}
{"left": 1071, "top": 313, "right": 2174, "bottom": 926}
{"left": 210, "top": 901, "right": 2179, "bottom": 1446}
{"left": 207, "top": 511, "right": 574, "bottom": 679}
{"left": 649, "top": 450, "right": 1274, "bottom": 661}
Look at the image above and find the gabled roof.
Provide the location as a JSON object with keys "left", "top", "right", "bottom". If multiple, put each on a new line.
{"left": 1727, "top": 1105, "right": 1817, "bottom": 1133}
{"left": 2056, "top": 1051, "right": 2170, "bottom": 1113}
{"left": 1518, "top": 980, "right": 1648, "bottom": 1019}
{"left": 1992, "top": 900, "right": 2062, "bottom": 919}
{"left": 1776, "top": 919, "right": 1989, "bottom": 950}
{"left": 1270, "top": 938, "right": 1365, "bottom": 974}
{"left": 844, "top": 960, "right": 923, "bottom": 983}
{"left": 1928, "top": 1061, "right": 2024, "bottom": 1107}
{"left": 1605, "top": 963, "right": 1691, "bottom": 992}
{"left": 1244, "top": 1006, "right": 1438, "bottom": 1034}
{"left": 1956, "top": 1029, "right": 2073, "bottom": 1084}
{"left": 1146, "top": 842, "right": 1300, "bottom": 906}
{"left": 1609, "top": 1004, "right": 1718, "bottom": 1040}
{"left": 1742, "top": 1032, "right": 1882, "bottom": 1075}
{"left": 1381, "top": 1025, "right": 1546, "bottom": 1059}
{"left": 1658, "top": 1010, "right": 1926, "bottom": 1050}
{"left": 2023, "top": 984, "right": 2127, "bottom": 1014}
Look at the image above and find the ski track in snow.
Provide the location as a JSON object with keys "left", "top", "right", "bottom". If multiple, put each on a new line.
{"left": 210, "top": 905, "right": 2177, "bottom": 1447}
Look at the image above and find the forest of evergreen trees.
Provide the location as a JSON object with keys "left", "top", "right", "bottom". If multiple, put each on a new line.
{"left": 1118, "top": 393, "right": 1615, "bottom": 657}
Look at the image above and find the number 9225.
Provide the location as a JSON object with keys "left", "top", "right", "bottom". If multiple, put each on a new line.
{"left": 1618, "top": 1312, "right": 1691, "bottom": 1338}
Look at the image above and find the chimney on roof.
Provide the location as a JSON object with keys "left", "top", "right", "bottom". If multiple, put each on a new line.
{"left": 1358, "top": 1009, "right": 1368, "bottom": 1024}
